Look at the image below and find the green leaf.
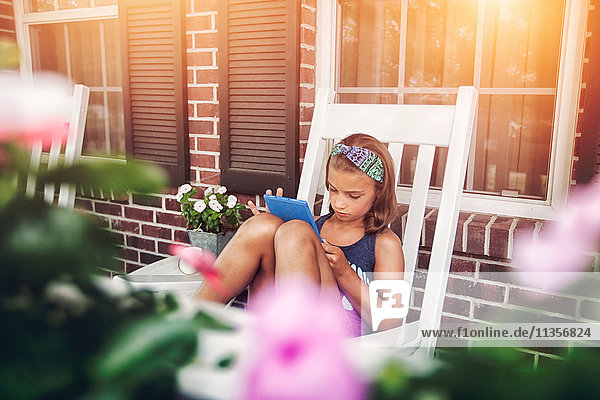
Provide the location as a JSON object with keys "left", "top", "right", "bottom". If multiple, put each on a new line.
{"left": 216, "top": 354, "right": 235, "bottom": 369}
{"left": 0, "top": 39, "right": 19, "bottom": 69}
{"left": 0, "top": 199, "right": 117, "bottom": 279}
{"left": 0, "top": 177, "right": 18, "bottom": 211}
{"left": 193, "top": 311, "right": 233, "bottom": 331}
{"left": 93, "top": 316, "right": 198, "bottom": 383}
{"left": 45, "top": 159, "right": 167, "bottom": 196}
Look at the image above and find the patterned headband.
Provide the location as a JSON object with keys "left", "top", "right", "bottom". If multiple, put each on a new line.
{"left": 330, "top": 143, "right": 384, "bottom": 183}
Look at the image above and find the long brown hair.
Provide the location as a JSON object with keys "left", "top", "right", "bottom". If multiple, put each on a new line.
{"left": 325, "top": 133, "right": 397, "bottom": 234}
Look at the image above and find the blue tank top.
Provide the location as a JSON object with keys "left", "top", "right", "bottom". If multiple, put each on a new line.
{"left": 315, "top": 211, "right": 377, "bottom": 285}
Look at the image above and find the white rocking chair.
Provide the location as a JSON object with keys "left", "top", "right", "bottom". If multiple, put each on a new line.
{"left": 126, "top": 86, "right": 478, "bottom": 399}
{"left": 298, "top": 86, "right": 478, "bottom": 358}
{"left": 25, "top": 84, "right": 90, "bottom": 209}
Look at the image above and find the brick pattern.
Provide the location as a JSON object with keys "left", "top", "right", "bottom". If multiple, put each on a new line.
{"left": 76, "top": 185, "right": 262, "bottom": 272}
{"left": 187, "top": 0, "right": 220, "bottom": 185}
{"left": 395, "top": 204, "right": 544, "bottom": 261}
{"left": 408, "top": 249, "right": 599, "bottom": 364}
{"left": 572, "top": 0, "right": 597, "bottom": 184}
{"left": 409, "top": 252, "right": 599, "bottom": 324}
{"left": 77, "top": 191, "right": 184, "bottom": 273}
{"left": 299, "top": 0, "right": 316, "bottom": 170}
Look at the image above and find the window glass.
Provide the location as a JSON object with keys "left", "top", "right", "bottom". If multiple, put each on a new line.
{"left": 406, "top": 0, "right": 478, "bottom": 87}
{"left": 28, "top": 0, "right": 94, "bottom": 12}
{"left": 339, "top": 0, "right": 401, "bottom": 87}
{"left": 338, "top": 0, "right": 565, "bottom": 200}
{"left": 30, "top": 18, "right": 124, "bottom": 158}
{"left": 480, "top": 0, "right": 563, "bottom": 88}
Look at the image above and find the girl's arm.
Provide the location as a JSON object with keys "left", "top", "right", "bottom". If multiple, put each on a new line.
{"left": 325, "top": 228, "right": 405, "bottom": 331}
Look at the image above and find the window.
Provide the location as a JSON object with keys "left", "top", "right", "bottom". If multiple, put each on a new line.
{"left": 16, "top": 0, "right": 125, "bottom": 158}
{"left": 331, "top": 0, "right": 587, "bottom": 218}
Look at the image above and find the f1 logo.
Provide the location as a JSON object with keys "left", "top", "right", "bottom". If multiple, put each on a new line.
{"left": 369, "top": 280, "right": 410, "bottom": 331}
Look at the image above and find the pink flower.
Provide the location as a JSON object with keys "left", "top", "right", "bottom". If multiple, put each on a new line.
{"left": 512, "top": 232, "right": 591, "bottom": 291}
{"left": 0, "top": 73, "right": 72, "bottom": 149}
{"left": 242, "top": 279, "right": 367, "bottom": 400}
{"left": 169, "top": 244, "right": 230, "bottom": 298}
{"left": 512, "top": 181, "right": 600, "bottom": 291}
{"left": 554, "top": 181, "right": 600, "bottom": 247}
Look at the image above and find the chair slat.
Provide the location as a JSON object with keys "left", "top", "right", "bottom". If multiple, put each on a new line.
{"left": 297, "top": 88, "right": 331, "bottom": 211}
{"left": 25, "top": 84, "right": 90, "bottom": 209}
{"left": 387, "top": 143, "right": 404, "bottom": 189}
{"left": 402, "top": 144, "right": 435, "bottom": 288}
{"left": 26, "top": 141, "right": 43, "bottom": 198}
{"left": 323, "top": 103, "right": 455, "bottom": 146}
{"left": 43, "top": 135, "right": 63, "bottom": 204}
{"left": 417, "top": 86, "right": 478, "bottom": 356}
{"left": 58, "top": 85, "right": 90, "bottom": 208}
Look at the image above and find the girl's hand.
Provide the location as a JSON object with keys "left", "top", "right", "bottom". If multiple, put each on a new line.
{"left": 321, "top": 239, "right": 349, "bottom": 272}
{"left": 247, "top": 187, "right": 284, "bottom": 216}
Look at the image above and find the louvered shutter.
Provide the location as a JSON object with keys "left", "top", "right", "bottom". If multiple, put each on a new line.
{"left": 218, "top": 0, "right": 300, "bottom": 197}
{"left": 119, "top": 0, "right": 189, "bottom": 184}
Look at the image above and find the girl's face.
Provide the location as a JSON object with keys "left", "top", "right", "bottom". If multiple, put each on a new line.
{"left": 327, "top": 165, "right": 378, "bottom": 223}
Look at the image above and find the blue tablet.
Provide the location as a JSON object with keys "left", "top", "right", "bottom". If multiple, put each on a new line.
{"left": 263, "top": 195, "right": 322, "bottom": 242}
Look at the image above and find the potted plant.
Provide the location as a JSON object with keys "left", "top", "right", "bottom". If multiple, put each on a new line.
{"left": 177, "top": 184, "right": 246, "bottom": 256}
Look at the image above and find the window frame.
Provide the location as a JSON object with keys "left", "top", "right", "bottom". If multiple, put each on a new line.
{"left": 13, "top": 2, "right": 124, "bottom": 160}
{"left": 316, "top": 0, "right": 589, "bottom": 220}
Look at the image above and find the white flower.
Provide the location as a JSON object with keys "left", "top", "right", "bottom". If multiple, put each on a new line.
{"left": 209, "top": 194, "right": 217, "bottom": 201}
{"left": 45, "top": 281, "right": 92, "bottom": 316}
{"left": 209, "top": 199, "right": 223, "bottom": 212}
{"left": 217, "top": 186, "right": 227, "bottom": 194}
{"left": 178, "top": 183, "right": 192, "bottom": 194}
{"left": 227, "top": 195, "right": 237, "bottom": 208}
{"left": 193, "top": 200, "right": 206, "bottom": 213}
{"left": 93, "top": 276, "right": 131, "bottom": 298}
{"left": 204, "top": 187, "right": 213, "bottom": 197}
{"left": 175, "top": 192, "right": 184, "bottom": 202}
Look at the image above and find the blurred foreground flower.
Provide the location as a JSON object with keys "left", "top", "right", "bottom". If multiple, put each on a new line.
{"left": 170, "top": 244, "right": 230, "bottom": 298}
{"left": 242, "top": 280, "right": 367, "bottom": 400}
{"left": 0, "top": 73, "right": 72, "bottom": 148}
{"left": 513, "top": 181, "right": 600, "bottom": 291}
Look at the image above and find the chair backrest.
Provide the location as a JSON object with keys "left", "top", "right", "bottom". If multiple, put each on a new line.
{"left": 25, "top": 84, "right": 90, "bottom": 209}
{"left": 297, "top": 86, "right": 478, "bottom": 356}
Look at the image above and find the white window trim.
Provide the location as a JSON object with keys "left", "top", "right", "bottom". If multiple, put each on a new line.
{"left": 316, "top": 0, "right": 589, "bottom": 220}
{"left": 13, "top": 3, "right": 122, "bottom": 158}
{"left": 13, "top": 4, "right": 118, "bottom": 79}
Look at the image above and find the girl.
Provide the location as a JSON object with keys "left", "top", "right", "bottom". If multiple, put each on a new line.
{"left": 195, "top": 133, "right": 405, "bottom": 336}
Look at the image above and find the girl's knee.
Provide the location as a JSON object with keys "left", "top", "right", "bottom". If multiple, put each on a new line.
{"left": 274, "top": 220, "right": 316, "bottom": 245}
{"left": 238, "top": 212, "right": 284, "bottom": 240}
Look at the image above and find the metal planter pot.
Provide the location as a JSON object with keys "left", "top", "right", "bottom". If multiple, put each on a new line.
{"left": 187, "top": 229, "right": 236, "bottom": 256}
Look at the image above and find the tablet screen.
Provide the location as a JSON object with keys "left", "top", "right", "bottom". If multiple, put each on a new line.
{"left": 263, "top": 195, "right": 322, "bottom": 241}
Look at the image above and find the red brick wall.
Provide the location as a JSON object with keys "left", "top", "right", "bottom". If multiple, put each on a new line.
{"left": 299, "top": 0, "right": 316, "bottom": 168}
{"left": 572, "top": 0, "right": 597, "bottom": 184}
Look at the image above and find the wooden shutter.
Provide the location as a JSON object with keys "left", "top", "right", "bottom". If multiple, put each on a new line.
{"left": 218, "top": 0, "right": 300, "bottom": 197}
{"left": 119, "top": 0, "right": 189, "bottom": 184}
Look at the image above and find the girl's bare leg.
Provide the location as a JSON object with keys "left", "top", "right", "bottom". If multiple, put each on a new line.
{"left": 273, "top": 220, "right": 339, "bottom": 298}
{"left": 194, "top": 213, "right": 284, "bottom": 304}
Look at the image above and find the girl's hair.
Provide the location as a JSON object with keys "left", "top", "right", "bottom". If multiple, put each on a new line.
{"left": 325, "top": 133, "right": 397, "bottom": 234}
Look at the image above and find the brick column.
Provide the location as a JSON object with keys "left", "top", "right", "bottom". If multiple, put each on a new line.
{"left": 299, "top": 0, "right": 317, "bottom": 169}
{"left": 187, "top": 0, "right": 220, "bottom": 186}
